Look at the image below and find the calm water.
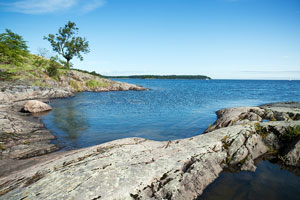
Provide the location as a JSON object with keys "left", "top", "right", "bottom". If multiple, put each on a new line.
{"left": 198, "top": 159, "right": 300, "bottom": 200}
{"left": 41, "top": 79, "right": 300, "bottom": 150}
{"left": 41, "top": 79, "right": 300, "bottom": 199}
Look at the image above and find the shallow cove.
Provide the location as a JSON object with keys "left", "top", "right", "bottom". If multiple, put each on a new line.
{"left": 41, "top": 79, "right": 300, "bottom": 150}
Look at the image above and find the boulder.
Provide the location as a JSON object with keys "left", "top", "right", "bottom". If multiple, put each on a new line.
{"left": 23, "top": 100, "right": 52, "bottom": 113}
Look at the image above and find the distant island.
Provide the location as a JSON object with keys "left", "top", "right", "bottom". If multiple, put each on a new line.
{"left": 105, "top": 75, "right": 211, "bottom": 80}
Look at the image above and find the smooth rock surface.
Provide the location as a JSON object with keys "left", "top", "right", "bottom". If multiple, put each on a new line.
{"left": 23, "top": 100, "right": 52, "bottom": 113}
{"left": 205, "top": 107, "right": 264, "bottom": 133}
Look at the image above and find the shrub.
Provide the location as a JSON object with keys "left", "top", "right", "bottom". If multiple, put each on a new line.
{"left": 47, "top": 57, "right": 60, "bottom": 77}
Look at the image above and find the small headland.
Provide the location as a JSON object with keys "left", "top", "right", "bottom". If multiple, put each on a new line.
{"left": 0, "top": 56, "right": 147, "bottom": 177}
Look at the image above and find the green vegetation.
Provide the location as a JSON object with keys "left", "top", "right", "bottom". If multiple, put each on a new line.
{"left": 281, "top": 125, "right": 300, "bottom": 143}
{"left": 0, "top": 29, "right": 29, "bottom": 66}
{"left": 254, "top": 122, "right": 268, "bottom": 139}
{"left": 69, "top": 80, "right": 83, "bottom": 92}
{"left": 0, "top": 52, "right": 63, "bottom": 81}
{"left": 105, "top": 75, "right": 211, "bottom": 80}
{"left": 85, "top": 79, "right": 109, "bottom": 89}
{"left": 0, "top": 29, "right": 109, "bottom": 92}
{"left": 44, "top": 21, "right": 89, "bottom": 68}
{"left": 47, "top": 57, "right": 60, "bottom": 77}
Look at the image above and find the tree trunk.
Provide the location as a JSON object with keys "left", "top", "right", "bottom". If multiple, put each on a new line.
{"left": 66, "top": 59, "right": 70, "bottom": 69}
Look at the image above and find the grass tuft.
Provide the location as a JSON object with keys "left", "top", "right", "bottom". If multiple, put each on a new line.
{"left": 85, "top": 79, "right": 109, "bottom": 89}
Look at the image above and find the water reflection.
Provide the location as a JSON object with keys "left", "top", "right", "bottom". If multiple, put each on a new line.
{"left": 49, "top": 97, "right": 89, "bottom": 149}
{"left": 198, "top": 157, "right": 300, "bottom": 200}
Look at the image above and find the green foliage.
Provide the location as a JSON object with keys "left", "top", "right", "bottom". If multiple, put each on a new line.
{"left": 44, "top": 21, "right": 89, "bottom": 68}
{"left": 59, "top": 59, "right": 73, "bottom": 69}
{"left": 85, "top": 80, "right": 108, "bottom": 89}
{"left": 0, "top": 69, "right": 13, "bottom": 80}
{"left": 281, "top": 125, "right": 300, "bottom": 143}
{"left": 33, "top": 55, "right": 47, "bottom": 68}
{"left": 0, "top": 29, "right": 29, "bottom": 65}
{"left": 47, "top": 57, "right": 60, "bottom": 77}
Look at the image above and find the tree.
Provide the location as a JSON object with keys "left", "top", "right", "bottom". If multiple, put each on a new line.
{"left": 37, "top": 47, "right": 51, "bottom": 59}
{"left": 44, "top": 21, "right": 89, "bottom": 68}
{"left": 0, "top": 29, "right": 29, "bottom": 65}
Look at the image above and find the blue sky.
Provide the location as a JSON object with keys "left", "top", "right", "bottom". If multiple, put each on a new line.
{"left": 0, "top": 0, "right": 300, "bottom": 79}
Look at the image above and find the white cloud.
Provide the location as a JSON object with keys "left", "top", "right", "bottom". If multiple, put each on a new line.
{"left": 81, "top": 0, "right": 106, "bottom": 13}
{"left": 1, "top": 0, "right": 106, "bottom": 14}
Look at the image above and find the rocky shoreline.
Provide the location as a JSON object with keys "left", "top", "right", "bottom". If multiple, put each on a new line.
{"left": 0, "top": 84, "right": 299, "bottom": 199}
{"left": 0, "top": 80, "right": 146, "bottom": 161}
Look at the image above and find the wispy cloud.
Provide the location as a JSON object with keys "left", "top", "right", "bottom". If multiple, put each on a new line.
{"left": 0, "top": 0, "right": 106, "bottom": 14}
{"left": 81, "top": 0, "right": 106, "bottom": 13}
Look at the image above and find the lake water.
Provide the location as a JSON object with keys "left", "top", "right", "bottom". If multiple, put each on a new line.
{"left": 41, "top": 79, "right": 300, "bottom": 199}
{"left": 41, "top": 79, "right": 300, "bottom": 150}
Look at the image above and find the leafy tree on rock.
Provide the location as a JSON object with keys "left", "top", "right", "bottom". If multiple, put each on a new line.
{"left": 0, "top": 29, "right": 29, "bottom": 65}
{"left": 44, "top": 21, "right": 89, "bottom": 68}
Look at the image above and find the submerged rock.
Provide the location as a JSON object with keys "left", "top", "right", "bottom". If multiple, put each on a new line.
{"left": 23, "top": 100, "right": 52, "bottom": 113}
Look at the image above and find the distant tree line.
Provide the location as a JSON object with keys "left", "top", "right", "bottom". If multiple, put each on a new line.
{"left": 105, "top": 75, "right": 211, "bottom": 80}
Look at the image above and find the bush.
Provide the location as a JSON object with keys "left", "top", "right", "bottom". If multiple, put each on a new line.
{"left": 0, "top": 29, "right": 29, "bottom": 65}
{"left": 47, "top": 57, "right": 60, "bottom": 77}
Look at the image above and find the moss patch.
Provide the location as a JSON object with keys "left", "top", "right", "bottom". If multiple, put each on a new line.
{"left": 254, "top": 123, "right": 268, "bottom": 139}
